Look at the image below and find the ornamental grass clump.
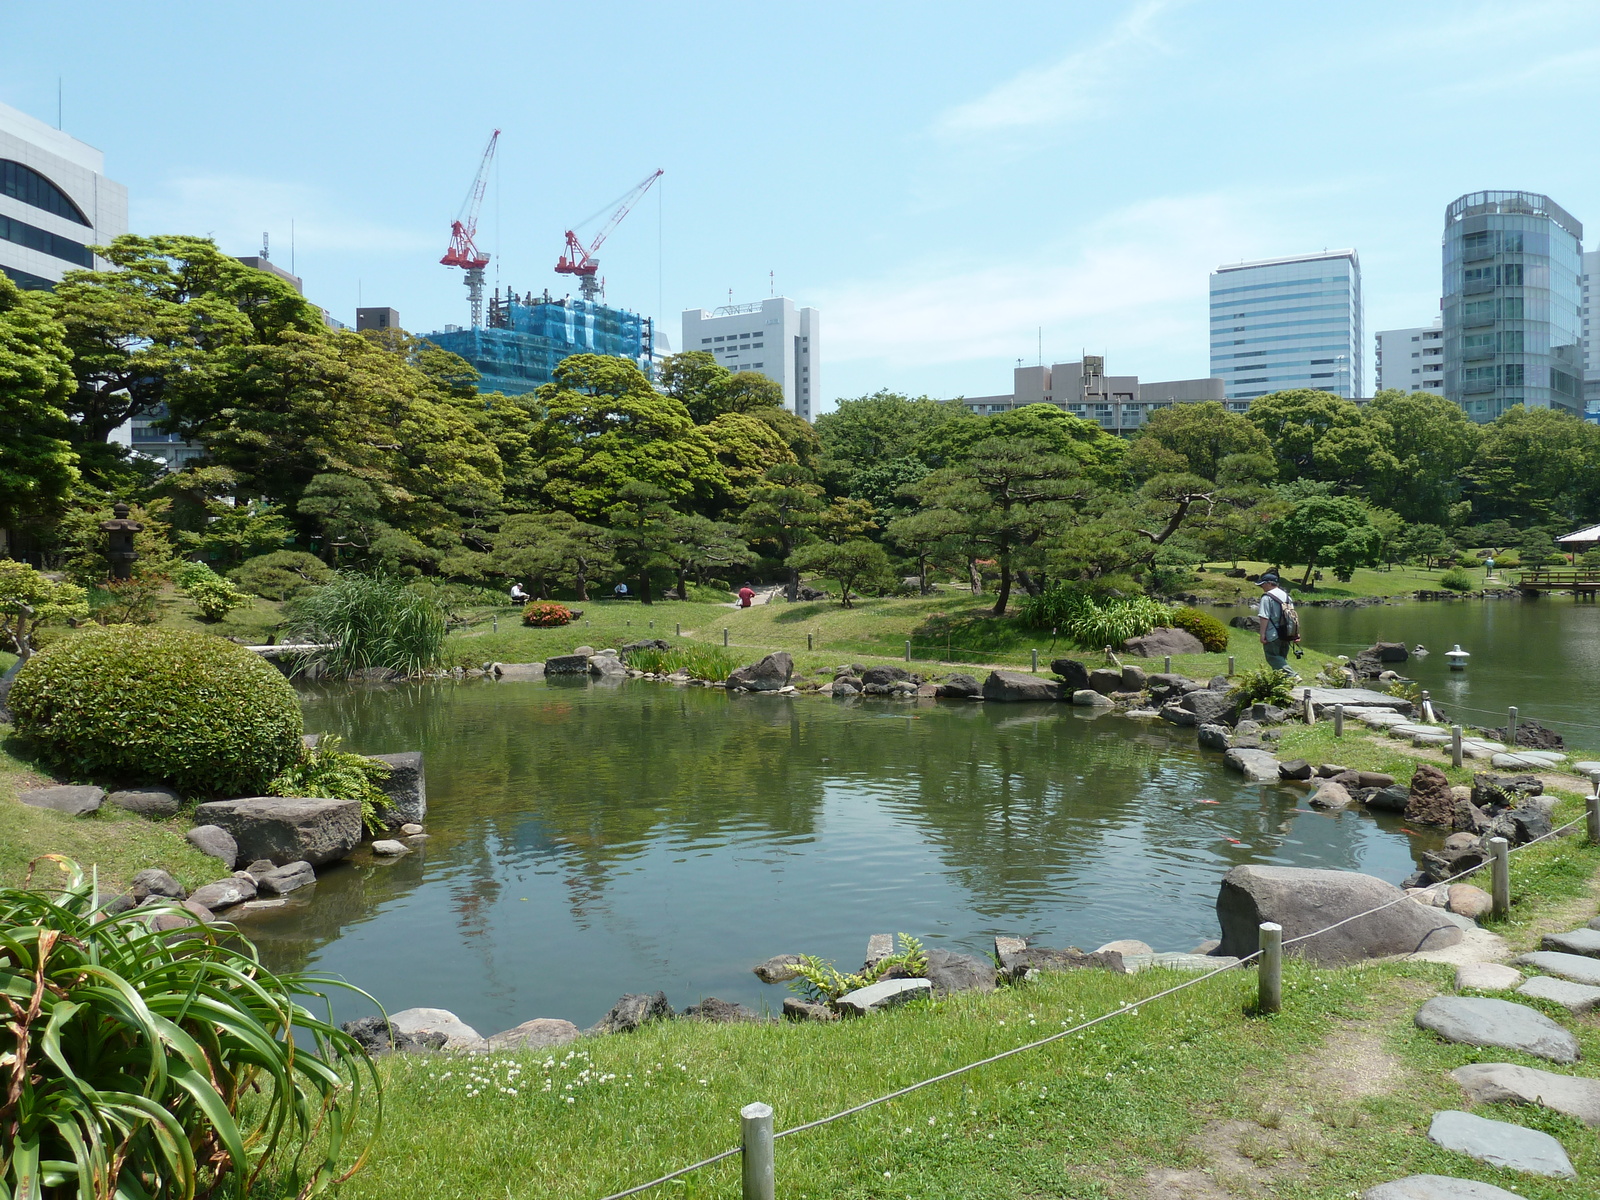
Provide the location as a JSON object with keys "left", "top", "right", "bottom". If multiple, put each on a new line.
{"left": 1020, "top": 587, "right": 1173, "bottom": 649}
{"left": 0, "top": 856, "right": 379, "bottom": 1199}
{"left": 8, "top": 625, "right": 303, "bottom": 796}
{"left": 287, "top": 572, "right": 447, "bottom": 678}
{"left": 622, "top": 646, "right": 740, "bottom": 681}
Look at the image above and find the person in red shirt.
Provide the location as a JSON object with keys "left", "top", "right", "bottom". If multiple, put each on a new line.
{"left": 737, "top": 584, "right": 755, "bottom": 608}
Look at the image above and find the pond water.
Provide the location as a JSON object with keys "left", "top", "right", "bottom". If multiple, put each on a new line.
{"left": 245, "top": 676, "right": 1433, "bottom": 1035}
{"left": 1300, "top": 593, "right": 1600, "bottom": 743}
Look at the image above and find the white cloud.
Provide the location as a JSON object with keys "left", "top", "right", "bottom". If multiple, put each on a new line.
{"left": 813, "top": 190, "right": 1304, "bottom": 387}
{"left": 934, "top": 0, "right": 1180, "bottom": 138}
{"left": 132, "top": 174, "right": 433, "bottom": 258}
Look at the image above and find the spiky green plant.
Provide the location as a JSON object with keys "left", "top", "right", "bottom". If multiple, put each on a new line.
{"left": 0, "top": 857, "right": 379, "bottom": 1199}
{"left": 1021, "top": 589, "right": 1173, "bottom": 650}
{"left": 622, "top": 646, "right": 742, "bottom": 682}
{"left": 287, "top": 572, "right": 447, "bottom": 678}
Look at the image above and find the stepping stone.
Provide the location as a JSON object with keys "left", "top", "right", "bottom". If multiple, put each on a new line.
{"left": 1412, "top": 733, "right": 1453, "bottom": 747}
{"left": 1454, "top": 962, "right": 1522, "bottom": 991}
{"left": 1363, "top": 1176, "right": 1534, "bottom": 1199}
{"left": 1390, "top": 723, "right": 1440, "bottom": 738}
{"left": 1453, "top": 1061, "right": 1600, "bottom": 1126}
{"left": 1414, "top": 996, "right": 1580, "bottom": 1064}
{"left": 1492, "top": 753, "right": 1548, "bottom": 769}
{"left": 18, "top": 785, "right": 105, "bottom": 816}
{"left": 1426, "top": 1109, "right": 1575, "bottom": 1177}
{"left": 1462, "top": 739, "right": 1505, "bottom": 752}
{"left": 1516, "top": 750, "right": 1566, "bottom": 766}
{"left": 1571, "top": 759, "right": 1600, "bottom": 773}
{"left": 1120, "top": 952, "right": 1242, "bottom": 973}
{"left": 1517, "top": 974, "right": 1600, "bottom": 1014}
{"left": 1513, "top": 950, "right": 1600, "bottom": 986}
{"left": 1541, "top": 928, "right": 1600, "bottom": 957}
{"left": 1360, "top": 711, "right": 1409, "bottom": 728}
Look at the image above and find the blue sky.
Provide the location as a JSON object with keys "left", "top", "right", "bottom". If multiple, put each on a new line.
{"left": 6, "top": 1, "right": 1600, "bottom": 411}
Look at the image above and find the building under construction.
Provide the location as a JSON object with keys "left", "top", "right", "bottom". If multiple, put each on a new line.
{"left": 425, "top": 287, "right": 653, "bottom": 396}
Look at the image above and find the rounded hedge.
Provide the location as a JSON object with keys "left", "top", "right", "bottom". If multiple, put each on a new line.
{"left": 1171, "top": 606, "right": 1230, "bottom": 653}
{"left": 9, "top": 626, "right": 304, "bottom": 797}
{"left": 522, "top": 601, "right": 574, "bottom": 627}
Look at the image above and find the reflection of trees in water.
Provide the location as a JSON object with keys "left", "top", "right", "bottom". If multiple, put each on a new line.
{"left": 245, "top": 851, "right": 429, "bottom": 976}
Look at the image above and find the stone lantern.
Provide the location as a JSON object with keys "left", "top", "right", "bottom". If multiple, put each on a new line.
{"left": 100, "top": 502, "right": 143, "bottom": 580}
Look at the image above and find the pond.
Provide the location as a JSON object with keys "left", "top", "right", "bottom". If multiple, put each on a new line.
{"left": 244, "top": 675, "right": 1432, "bottom": 1035}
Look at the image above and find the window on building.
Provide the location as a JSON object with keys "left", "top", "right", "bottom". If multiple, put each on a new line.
{"left": 714, "top": 336, "right": 725, "bottom": 342}
{"left": 1503, "top": 363, "right": 1525, "bottom": 386}
{"left": 1411, "top": 335, "right": 1421, "bottom": 341}
{"left": 701, "top": 338, "right": 711, "bottom": 344}
{"left": 1501, "top": 264, "right": 1524, "bottom": 286}
{"left": 0, "top": 160, "right": 90, "bottom": 224}
{"left": 0, "top": 213, "right": 93, "bottom": 268}
{"left": 740, "top": 332, "right": 751, "bottom": 338}
{"left": 1500, "top": 297, "right": 1524, "bottom": 319}
{"left": 1499, "top": 330, "right": 1524, "bottom": 354}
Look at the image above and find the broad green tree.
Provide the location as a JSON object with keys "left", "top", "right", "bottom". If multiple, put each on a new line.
{"left": 659, "top": 512, "right": 753, "bottom": 598}
{"left": 0, "top": 272, "right": 77, "bottom": 538}
{"left": 1259, "top": 494, "right": 1383, "bottom": 586}
{"left": 658, "top": 352, "right": 785, "bottom": 424}
{"left": 1246, "top": 389, "right": 1369, "bottom": 483}
{"left": 886, "top": 507, "right": 966, "bottom": 594}
{"left": 603, "top": 479, "right": 679, "bottom": 604}
{"left": 1466, "top": 404, "right": 1600, "bottom": 526}
{"left": 742, "top": 463, "right": 829, "bottom": 601}
{"left": 814, "top": 390, "right": 961, "bottom": 469}
{"left": 1356, "top": 390, "right": 1482, "bottom": 523}
{"left": 788, "top": 539, "right": 894, "bottom": 608}
{"left": 1125, "top": 401, "right": 1272, "bottom": 482}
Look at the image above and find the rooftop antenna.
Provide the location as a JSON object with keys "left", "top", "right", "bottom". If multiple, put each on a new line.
{"left": 728, "top": 287, "right": 733, "bottom": 307}
{"left": 1038, "top": 326, "right": 1042, "bottom": 367}
{"left": 770, "top": 269, "right": 775, "bottom": 297}
{"left": 57, "top": 76, "right": 62, "bottom": 129}
{"left": 261, "top": 232, "right": 269, "bottom": 261}
{"left": 290, "top": 219, "right": 295, "bottom": 277}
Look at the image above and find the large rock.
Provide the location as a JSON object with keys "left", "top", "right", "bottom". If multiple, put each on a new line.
{"left": 1308, "top": 780, "right": 1354, "bottom": 811}
{"left": 1120, "top": 665, "right": 1147, "bottom": 690}
{"left": 369, "top": 751, "right": 426, "bottom": 826}
{"left": 107, "top": 787, "right": 182, "bottom": 818}
{"left": 588, "top": 991, "right": 674, "bottom": 1034}
{"left": 861, "top": 665, "right": 911, "bottom": 687}
{"left": 726, "top": 652, "right": 793, "bottom": 692}
{"left": 493, "top": 662, "right": 545, "bottom": 681}
{"left": 1071, "top": 689, "right": 1112, "bottom": 707}
{"left": 1364, "top": 786, "right": 1411, "bottom": 813}
{"left": 781, "top": 997, "right": 839, "bottom": 1023}
{"left": 486, "top": 1018, "right": 581, "bottom": 1050}
{"left": 1182, "top": 689, "right": 1238, "bottom": 726}
{"left": 922, "top": 948, "right": 995, "bottom": 995}
{"left": 1405, "top": 764, "right": 1457, "bottom": 827}
{"left": 1223, "top": 748, "right": 1281, "bottom": 782}
{"left": 18, "top": 785, "right": 104, "bottom": 816}
{"left": 185, "top": 825, "right": 238, "bottom": 869}
{"left": 189, "top": 876, "right": 257, "bottom": 911}
{"left": 130, "top": 868, "right": 186, "bottom": 901}
{"left": 1049, "top": 659, "right": 1091, "bottom": 689}
{"left": 1516, "top": 975, "right": 1600, "bottom": 1014}
{"left": 1086, "top": 667, "right": 1123, "bottom": 694}
{"left": 752, "top": 954, "right": 804, "bottom": 983}
{"left": 683, "top": 997, "right": 768, "bottom": 1023}
{"left": 543, "top": 653, "right": 590, "bottom": 674}
{"left": 255, "top": 860, "right": 315, "bottom": 896}
{"left": 1452, "top": 1062, "right": 1600, "bottom": 1127}
{"left": 1122, "top": 627, "right": 1204, "bottom": 657}
{"left": 936, "top": 674, "right": 981, "bottom": 698}
{"left": 388, "top": 1007, "right": 486, "bottom": 1052}
{"left": 1159, "top": 704, "right": 1198, "bottom": 727}
{"left": 1414, "top": 996, "right": 1580, "bottom": 1063}
{"left": 1216, "top": 866, "right": 1462, "bottom": 965}
{"left": 1196, "top": 724, "right": 1231, "bottom": 751}
{"left": 835, "top": 977, "right": 932, "bottom": 1015}
{"left": 981, "top": 670, "right": 1064, "bottom": 702}
{"left": 341, "top": 1015, "right": 447, "bottom": 1055}
{"left": 1363, "top": 1176, "right": 1528, "bottom": 1200}
{"left": 1426, "top": 1110, "right": 1574, "bottom": 1178}
{"left": 1512, "top": 951, "right": 1600, "bottom": 986}
{"left": 589, "top": 654, "right": 628, "bottom": 678}
{"left": 997, "top": 946, "right": 1126, "bottom": 979}
{"left": 620, "top": 639, "right": 670, "bottom": 655}
{"left": 192, "top": 797, "right": 362, "bottom": 867}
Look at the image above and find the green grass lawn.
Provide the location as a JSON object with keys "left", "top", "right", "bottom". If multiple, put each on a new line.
{"left": 1187, "top": 559, "right": 1502, "bottom": 602}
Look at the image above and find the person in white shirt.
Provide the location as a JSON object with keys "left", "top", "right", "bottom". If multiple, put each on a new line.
{"left": 1255, "top": 573, "right": 1296, "bottom": 673}
{"left": 509, "top": 582, "right": 528, "bottom": 603}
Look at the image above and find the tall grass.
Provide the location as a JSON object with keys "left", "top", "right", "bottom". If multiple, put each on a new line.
{"left": 1020, "top": 587, "right": 1173, "bottom": 649}
{"left": 622, "top": 645, "right": 741, "bottom": 681}
{"left": 288, "top": 572, "right": 447, "bottom": 678}
{"left": 1, "top": 856, "right": 379, "bottom": 1198}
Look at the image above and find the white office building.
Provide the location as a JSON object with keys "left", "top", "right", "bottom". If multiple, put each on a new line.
{"left": 681, "top": 297, "right": 819, "bottom": 420}
{"left": 1374, "top": 318, "right": 1444, "bottom": 393}
{"left": 1210, "top": 250, "right": 1364, "bottom": 401}
{"left": 1, "top": 99, "right": 127, "bottom": 290}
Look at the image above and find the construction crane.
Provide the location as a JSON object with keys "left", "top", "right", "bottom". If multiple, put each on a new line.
{"left": 555, "top": 168, "right": 663, "bottom": 302}
{"left": 440, "top": 128, "right": 500, "bottom": 328}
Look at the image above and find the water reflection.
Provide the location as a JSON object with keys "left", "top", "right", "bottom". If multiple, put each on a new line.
{"left": 247, "top": 680, "right": 1429, "bottom": 1033}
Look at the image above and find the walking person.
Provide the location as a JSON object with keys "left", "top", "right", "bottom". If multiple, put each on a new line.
{"left": 1256, "top": 572, "right": 1300, "bottom": 675}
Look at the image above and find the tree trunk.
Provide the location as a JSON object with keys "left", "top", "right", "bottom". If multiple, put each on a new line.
{"left": 575, "top": 570, "right": 589, "bottom": 602}
{"left": 675, "top": 567, "right": 689, "bottom": 600}
{"left": 1300, "top": 558, "right": 1315, "bottom": 588}
{"left": 968, "top": 558, "right": 982, "bottom": 595}
{"left": 1016, "top": 567, "right": 1039, "bottom": 596}
{"left": 785, "top": 563, "right": 799, "bottom": 603}
{"left": 991, "top": 554, "right": 1012, "bottom": 616}
{"left": 638, "top": 570, "right": 653, "bottom": 604}
{"left": 918, "top": 556, "right": 930, "bottom": 595}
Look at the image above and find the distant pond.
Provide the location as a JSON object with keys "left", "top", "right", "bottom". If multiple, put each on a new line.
{"left": 244, "top": 674, "right": 1438, "bottom": 1034}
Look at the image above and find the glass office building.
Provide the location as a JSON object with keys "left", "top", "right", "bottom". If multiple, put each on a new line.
{"left": 1209, "top": 250, "right": 1363, "bottom": 404}
{"left": 1442, "top": 191, "right": 1583, "bottom": 422}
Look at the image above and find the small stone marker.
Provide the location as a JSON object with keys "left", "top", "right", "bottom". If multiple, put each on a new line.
{"left": 1451, "top": 1062, "right": 1600, "bottom": 1127}
{"left": 1454, "top": 962, "right": 1522, "bottom": 991}
{"left": 1413, "top": 995, "right": 1580, "bottom": 1063}
{"left": 1516, "top": 974, "right": 1600, "bottom": 1014}
{"left": 1426, "top": 1109, "right": 1575, "bottom": 1178}
{"left": 400, "top": 823, "right": 424, "bottom": 836}
{"left": 1512, "top": 950, "right": 1600, "bottom": 986}
{"left": 835, "top": 977, "right": 932, "bottom": 1015}
{"left": 1541, "top": 927, "right": 1600, "bottom": 957}
{"left": 1362, "top": 1175, "right": 1530, "bottom": 1200}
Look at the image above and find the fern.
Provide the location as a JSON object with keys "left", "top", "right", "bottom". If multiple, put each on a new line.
{"left": 267, "top": 733, "right": 393, "bottom": 834}
{"left": 1227, "top": 664, "right": 1296, "bottom": 707}
{"left": 786, "top": 933, "right": 930, "bottom": 1003}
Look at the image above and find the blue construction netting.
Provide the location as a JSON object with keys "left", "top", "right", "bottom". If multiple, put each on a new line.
{"left": 424, "top": 291, "right": 649, "bottom": 395}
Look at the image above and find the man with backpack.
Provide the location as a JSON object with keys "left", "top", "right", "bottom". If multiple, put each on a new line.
{"left": 1256, "top": 572, "right": 1300, "bottom": 675}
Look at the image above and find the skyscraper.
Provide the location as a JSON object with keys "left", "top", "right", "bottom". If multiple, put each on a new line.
{"left": 1209, "top": 250, "right": 1363, "bottom": 402}
{"left": 682, "top": 297, "right": 819, "bottom": 420}
{"left": 1374, "top": 318, "right": 1443, "bottom": 393}
{"left": 1441, "top": 191, "right": 1583, "bottom": 421}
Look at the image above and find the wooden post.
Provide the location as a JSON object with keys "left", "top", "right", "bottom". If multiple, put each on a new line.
{"left": 1258, "top": 922, "right": 1282, "bottom": 1015}
{"left": 492, "top": 615, "right": 498, "bottom": 633}
{"left": 1333, "top": 703, "right": 1344, "bottom": 738}
{"left": 1227, "top": 654, "right": 1235, "bottom": 676}
{"left": 807, "top": 633, "right": 813, "bottom": 651}
{"left": 1031, "top": 648, "right": 1038, "bottom": 673}
{"left": 1508, "top": 706, "right": 1518, "bottom": 748}
{"left": 724, "top": 628, "right": 729, "bottom": 647}
{"left": 1489, "top": 836, "right": 1510, "bottom": 919}
{"left": 1303, "top": 689, "right": 1315, "bottom": 725}
{"left": 1164, "top": 655, "right": 1172, "bottom": 674}
{"left": 1451, "top": 725, "right": 1463, "bottom": 769}
{"left": 740, "top": 1102, "right": 775, "bottom": 1200}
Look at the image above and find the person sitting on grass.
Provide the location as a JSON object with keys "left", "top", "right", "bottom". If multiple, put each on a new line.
{"left": 1256, "top": 572, "right": 1301, "bottom": 677}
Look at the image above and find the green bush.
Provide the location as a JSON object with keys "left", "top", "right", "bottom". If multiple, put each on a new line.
{"left": 1171, "top": 606, "right": 1230, "bottom": 652}
{"left": 0, "top": 856, "right": 377, "bottom": 1199}
{"left": 1020, "top": 586, "right": 1172, "bottom": 648}
{"left": 173, "top": 560, "right": 220, "bottom": 589}
{"left": 286, "top": 572, "right": 447, "bottom": 678}
{"left": 522, "top": 601, "right": 574, "bottom": 627}
{"left": 1227, "top": 664, "right": 1296, "bottom": 707}
{"left": 230, "top": 550, "right": 334, "bottom": 601}
{"left": 9, "top": 626, "right": 303, "bottom": 795}
{"left": 184, "top": 574, "right": 254, "bottom": 622}
{"left": 1438, "top": 567, "right": 1475, "bottom": 592}
{"left": 267, "top": 733, "right": 391, "bottom": 833}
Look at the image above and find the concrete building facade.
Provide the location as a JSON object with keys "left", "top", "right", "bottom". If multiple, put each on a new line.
{"left": 1374, "top": 318, "right": 1444, "bottom": 393}
{"left": 1441, "top": 191, "right": 1584, "bottom": 421}
{"left": 1, "top": 99, "right": 127, "bottom": 290}
{"left": 681, "top": 297, "right": 818, "bottom": 420}
{"left": 962, "top": 357, "right": 1225, "bottom": 434}
{"left": 1209, "top": 250, "right": 1364, "bottom": 401}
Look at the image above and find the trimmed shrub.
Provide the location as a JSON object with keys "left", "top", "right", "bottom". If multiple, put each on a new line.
{"left": 1171, "top": 606, "right": 1229, "bottom": 652}
{"left": 230, "top": 550, "right": 334, "bottom": 601}
{"left": 9, "top": 626, "right": 303, "bottom": 795}
{"left": 183, "top": 574, "right": 253, "bottom": 622}
{"left": 1438, "top": 567, "right": 1475, "bottom": 592}
{"left": 522, "top": 601, "right": 575, "bottom": 627}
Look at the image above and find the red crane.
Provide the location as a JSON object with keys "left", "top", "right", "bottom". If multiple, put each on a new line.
{"left": 440, "top": 128, "right": 500, "bottom": 327}
{"left": 555, "top": 168, "right": 663, "bottom": 302}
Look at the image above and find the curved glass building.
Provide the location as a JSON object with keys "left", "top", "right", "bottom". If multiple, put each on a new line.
{"left": 1442, "top": 191, "right": 1583, "bottom": 421}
